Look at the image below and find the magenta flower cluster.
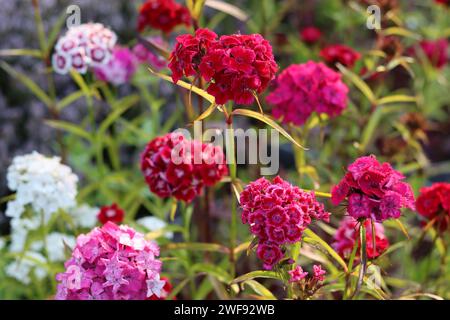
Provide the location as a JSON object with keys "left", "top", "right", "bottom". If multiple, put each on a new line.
{"left": 331, "top": 155, "right": 415, "bottom": 222}
{"left": 94, "top": 46, "right": 137, "bottom": 85}
{"left": 55, "top": 222, "right": 165, "bottom": 300}
{"left": 266, "top": 61, "right": 349, "bottom": 126}
{"left": 240, "top": 176, "right": 330, "bottom": 270}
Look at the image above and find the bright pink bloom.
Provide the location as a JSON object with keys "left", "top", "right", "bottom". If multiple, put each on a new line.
{"left": 312, "top": 264, "right": 326, "bottom": 282}
{"left": 94, "top": 46, "right": 137, "bottom": 85}
{"left": 332, "top": 217, "right": 389, "bottom": 259}
{"left": 408, "top": 39, "right": 448, "bottom": 69}
{"left": 416, "top": 182, "right": 450, "bottom": 233}
{"left": 320, "top": 44, "right": 361, "bottom": 68}
{"left": 240, "top": 176, "right": 330, "bottom": 269}
{"left": 132, "top": 36, "right": 168, "bottom": 70}
{"left": 137, "top": 0, "right": 191, "bottom": 33}
{"left": 140, "top": 132, "right": 228, "bottom": 203}
{"left": 97, "top": 203, "right": 125, "bottom": 225}
{"left": 300, "top": 27, "right": 322, "bottom": 44}
{"left": 288, "top": 266, "right": 308, "bottom": 283}
{"left": 266, "top": 62, "right": 348, "bottom": 126}
{"left": 55, "top": 222, "right": 163, "bottom": 300}
{"left": 331, "top": 155, "right": 415, "bottom": 222}
{"left": 148, "top": 277, "right": 174, "bottom": 300}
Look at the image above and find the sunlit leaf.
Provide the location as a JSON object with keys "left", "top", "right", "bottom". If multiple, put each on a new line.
{"left": 377, "top": 94, "right": 417, "bottom": 106}
{"left": 161, "top": 242, "right": 229, "bottom": 253}
{"left": 0, "top": 49, "right": 42, "bottom": 58}
{"left": 205, "top": 0, "right": 249, "bottom": 21}
{"left": 242, "top": 280, "right": 277, "bottom": 300}
{"left": 337, "top": 63, "right": 376, "bottom": 104}
{"left": 45, "top": 120, "right": 92, "bottom": 141}
{"left": 232, "top": 109, "right": 306, "bottom": 149}
{"left": 231, "top": 270, "right": 282, "bottom": 284}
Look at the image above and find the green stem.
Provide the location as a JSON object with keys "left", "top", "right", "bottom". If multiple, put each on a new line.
{"left": 351, "top": 222, "right": 367, "bottom": 299}
{"left": 227, "top": 108, "right": 237, "bottom": 279}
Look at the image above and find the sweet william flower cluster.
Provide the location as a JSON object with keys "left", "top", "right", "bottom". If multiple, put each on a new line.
{"left": 141, "top": 132, "right": 228, "bottom": 203}
{"left": 56, "top": 222, "right": 165, "bottom": 300}
{"left": 266, "top": 61, "right": 349, "bottom": 126}
{"left": 240, "top": 176, "right": 330, "bottom": 269}
{"left": 416, "top": 182, "right": 450, "bottom": 232}
{"left": 94, "top": 46, "right": 137, "bottom": 85}
{"left": 52, "top": 23, "right": 117, "bottom": 74}
{"left": 137, "top": 0, "right": 191, "bottom": 33}
{"left": 169, "top": 28, "right": 278, "bottom": 105}
{"left": 6, "top": 151, "right": 78, "bottom": 222}
{"left": 332, "top": 217, "right": 389, "bottom": 260}
{"left": 320, "top": 44, "right": 361, "bottom": 68}
{"left": 331, "top": 155, "right": 415, "bottom": 222}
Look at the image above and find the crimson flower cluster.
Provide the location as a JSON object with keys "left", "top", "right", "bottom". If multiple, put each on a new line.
{"left": 169, "top": 28, "right": 278, "bottom": 105}
{"left": 97, "top": 203, "right": 125, "bottom": 225}
{"left": 300, "top": 27, "right": 322, "bottom": 44}
{"left": 55, "top": 222, "right": 164, "bottom": 300}
{"left": 408, "top": 39, "right": 448, "bottom": 69}
{"left": 140, "top": 132, "right": 228, "bottom": 203}
{"left": 331, "top": 155, "right": 415, "bottom": 222}
{"left": 320, "top": 44, "right": 361, "bottom": 68}
{"left": 137, "top": 0, "right": 191, "bottom": 33}
{"left": 416, "top": 182, "right": 450, "bottom": 232}
{"left": 332, "top": 217, "right": 389, "bottom": 260}
{"left": 240, "top": 176, "right": 330, "bottom": 270}
{"left": 266, "top": 61, "right": 349, "bottom": 125}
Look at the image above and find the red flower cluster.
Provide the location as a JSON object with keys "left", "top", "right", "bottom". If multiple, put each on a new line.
{"left": 240, "top": 176, "right": 330, "bottom": 269}
{"left": 416, "top": 183, "right": 450, "bottom": 232}
{"left": 168, "top": 28, "right": 218, "bottom": 83}
{"left": 266, "top": 62, "right": 349, "bottom": 125}
{"left": 434, "top": 0, "right": 449, "bottom": 6}
{"left": 320, "top": 44, "right": 361, "bottom": 68}
{"left": 169, "top": 28, "right": 278, "bottom": 105}
{"left": 300, "top": 27, "right": 322, "bottom": 44}
{"left": 97, "top": 203, "right": 125, "bottom": 225}
{"left": 408, "top": 39, "right": 448, "bottom": 69}
{"left": 332, "top": 217, "right": 389, "bottom": 260}
{"left": 140, "top": 132, "right": 228, "bottom": 203}
{"left": 137, "top": 0, "right": 191, "bottom": 33}
{"left": 331, "top": 155, "right": 415, "bottom": 222}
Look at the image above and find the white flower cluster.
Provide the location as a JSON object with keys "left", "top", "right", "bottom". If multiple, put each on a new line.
{"left": 3, "top": 152, "right": 96, "bottom": 285}
{"left": 6, "top": 151, "right": 78, "bottom": 221}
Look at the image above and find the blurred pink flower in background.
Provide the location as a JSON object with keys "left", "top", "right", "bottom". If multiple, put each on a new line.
{"left": 94, "top": 46, "right": 137, "bottom": 85}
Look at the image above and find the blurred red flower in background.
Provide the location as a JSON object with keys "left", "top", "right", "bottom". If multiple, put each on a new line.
{"left": 138, "top": 0, "right": 191, "bottom": 33}
{"left": 416, "top": 183, "right": 450, "bottom": 232}
{"left": 320, "top": 44, "right": 361, "bottom": 68}
{"left": 300, "top": 26, "right": 322, "bottom": 44}
{"left": 408, "top": 39, "right": 448, "bottom": 69}
{"left": 97, "top": 203, "right": 125, "bottom": 224}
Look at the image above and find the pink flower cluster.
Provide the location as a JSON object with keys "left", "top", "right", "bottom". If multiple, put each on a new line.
{"left": 140, "top": 132, "right": 228, "bottom": 203}
{"left": 288, "top": 264, "right": 326, "bottom": 283}
{"left": 266, "top": 62, "right": 349, "bottom": 126}
{"left": 132, "top": 36, "right": 168, "bottom": 71}
{"left": 94, "top": 46, "right": 137, "bottom": 85}
{"left": 55, "top": 222, "right": 165, "bottom": 300}
{"left": 332, "top": 217, "right": 389, "bottom": 260}
{"left": 408, "top": 39, "right": 448, "bottom": 69}
{"left": 52, "top": 23, "right": 117, "bottom": 75}
{"left": 240, "top": 176, "right": 330, "bottom": 270}
{"left": 169, "top": 28, "right": 278, "bottom": 105}
{"left": 331, "top": 155, "right": 415, "bottom": 222}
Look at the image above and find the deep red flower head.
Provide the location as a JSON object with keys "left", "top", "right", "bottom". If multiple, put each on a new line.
{"left": 140, "top": 132, "right": 228, "bottom": 203}
{"left": 240, "top": 176, "right": 330, "bottom": 269}
{"left": 408, "top": 39, "right": 448, "bottom": 69}
{"left": 97, "top": 203, "right": 125, "bottom": 225}
{"left": 137, "top": 0, "right": 191, "bottom": 33}
{"left": 332, "top": 217, "right": 389, "bottom": 260}
{"left": 416, "top": 182, "right": 450, "bottom": 233}
{"left": 266, "top": 61, "right": 349, "bottom": 126}
{"left": 320, "top": 44, "right": 361, "bottom": 68}
{"left": 331, "top": 155, "right": 415, "bottom": 222}
{"left": 300, "top": 27, "right": 322, "bottom": 44}
{"left": 169, "top": 28, "right": 218, "bottom": 83}
{"left": 168, "top": 29, "right": 278, "bottom": 105}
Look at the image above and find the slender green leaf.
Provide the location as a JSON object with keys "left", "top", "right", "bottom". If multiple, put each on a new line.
{"left": 231, "top": 270, "right": 282, "bottom": 284}
{"left": 0, "top": 49, "right": 42, "bottom": 58}
{"left": 232, "top": 109, "right": 306, "bottom": 149}
{"left": 161, "top": 242, "right": 229, "bottom": 254}
{"left": 243, "top": 280, "right": 277, "bottom": 300}
{"left": 45, "top": 120, "right": 92, "bottom": 141}
{"left": 377, "top": 94, "right": 417, "bottom": 106}
{"left": 337, "top": 64, "right": 376, "bottom": 104}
